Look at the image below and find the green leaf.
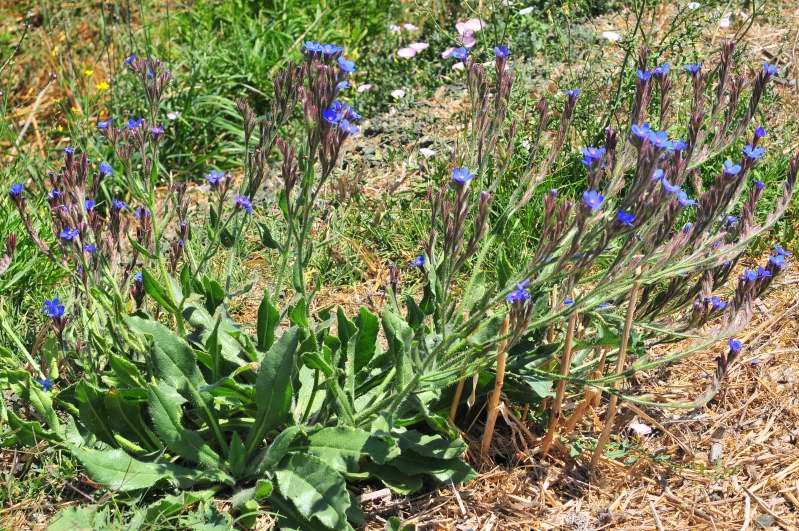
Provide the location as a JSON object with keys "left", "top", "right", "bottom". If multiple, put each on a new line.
{"left": 307, "top": 427, "right": 392, "bottom": 473}
{"left": 353, "top": 307, "right": 379, "bottom": 371}
{"left": 257, "top": 222, "right": 281, "bottom": 250}
{"left": 256, "top": 291, "right": 280, "bottom": 351}
{"left": 396, "top": 430, "right": 467, "bottom": 461}
{"left": 382, "top": 310, "right": 414, "bottom": 389}
{"left": 142, "top": 490, "right": 216, "bottom": 524}
{"left": 201, "top": 276, "right": 225, "bottom": 314}
{"left": 228, "top": 431, "right": 246, "bottom": 478}
{"left": 147, "top": 382, "right": 221, "bottom": 469}
{"left": 48, "top": 505, "right": 108, "bottom": 531}
{"left": 362, "top": 463, "right": 423, "bottom": 495}
{"left": 288, "top": 299, "right": 309, "bottom": 328}
{"left": 274, "top": 454, "right": 353, "bottom": 531}
{"left": 253, "top": 425, "right": 305, "bottom": 476}
{"left": 142, "top": 270, "right": 177, "bottom": 313}
{"left": 68, "top": 446, "right": 212, "bottom": 492}
{"left": 108, "top": 353, "right": 146, "bottom": 388}
{"left": 385, "top": 452, "right": 476, "bottom": 484}
{"left": 74, "top": 380, "right": 117, "bottom": 446}
{"left": 104, "top": 389, "right": 160, "bottom": 452}
{"left": 183, "top": 304, "right": 246, "bottom": 367}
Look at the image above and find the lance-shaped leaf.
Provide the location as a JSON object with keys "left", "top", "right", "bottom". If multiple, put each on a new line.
{"left": 382, "top": 310, "right": 414, "bottom": 389}
{"left": 307, "top": 426, "right": 392, "bottom": 473}
{"left": 256, "top": 291, "right": 280, "bottom": 351}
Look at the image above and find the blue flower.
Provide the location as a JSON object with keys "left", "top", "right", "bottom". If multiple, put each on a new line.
{"left": 743, "top": 269, "right": 758, "bottom": 282}
{"left": 683, "top": 63, "right": 702, "bottom": 74}
{"left": 672, "top": 139, "right": 688, "bottom": 151}
{"left": 99, "top": 162, "right": 113, "bottom": 176}
{"left": 708, "top": 296, "right": 727, "bottom": 310}
{"left": 150, "top": 125, "right": 164, "bottom": 136}
{"left": 653, "top": 63, "right": 670, "bottom": 76}
{"left": 303, "top": 41, "right": 323, "bottom": 53}
{"left": 562, "top": 88, "right": 581, "bottom": 98}
{"left": 494, "top": 45, "right": 511, "bottom": 58}
{"left": 763, "top": 63, "right": 778, "bottom": 76}
{"left": 339, "top": 119, "right": 359, "bottom": 135}
{"left": 235, "top": 195, "right": 253, "bottom": 214}
{"left": 582, "top": 189, "right": 605, "bottom": 209}
{"left": 205, "top": 170, "right": 224, "bottom": 186}
{"left": 48, "top": 188, "right": 62, "bottom": 201}
{"left": 743, "top": 144, "right": 765, "bottom": 160}
{"left": 636, "top": 69, "right": 652, "bottom": 81}
{"left": 770, "top": 254, "right": 785, "bottom": 268}
{"left": 134, "top": 271, "right": 143, "bottom": 284}
{"left": 649, "top": 130, "right": 673, "bottom": 150}
{"left": 451, "top": 47, "right": 469, "bottom": 61}
{"left": 43, "top": 298, "right": 65, "bottom": 319}
{"left": 682, "top": 222, "right": 693, "bottom": 233}
{"left": 757, "top": 266, "right": 772, "bottom": 278}
{"left": 112, "top": 198, "right": 127, "bottom": 210}
{"left": 728, "top": 338, "right": 742, "bottom": 352}
{"left": 64, "top": 146, "right": 75, "bottom": 155}
{"left": 127, "top": 117, "right": 144, "bottom": 129}
{"left": 580, "top": 146, "right": 606, "bottom": 167}
{"left": 337, "top": 56, "right": 356, "bottom": 72}
{"left": 564, "top": 298, "right": 574, "bottom": 305}
{"left": 35, "top": 377, "right": 54, "bottom": 392}
{"left": 754, "top": 180, "right": 765, "bottom": 190}
{"left": 83, "top": 244, "right": 97, "bottom": 253}
{"left": 452, "top": 167, "right": 475, "bottom": 185}
{"left": 616, "top": 210, "right": 635, "bottom": 227}
{"left": 506, "top": 280, "right": 530, "bottom": 304}
{"left": 726, "top": 215, "right": 739, "bottom": 226}
{"left": 651, "top": 168, "right": 665, "bottom": 181}
{"left": 97, "top": 118, "right": 112, "bottom": 129}
{"left": 60, "top": 227, "right": 79, "bottom": 241}
{"left": 84, "top": 199, "right": 96, "bottom": 211}
{"left": 676, "top": 190, "right": 696, "bottom": 207}
{"left": 722, "top": 160, "right": 741, "bottom": 175}
{"left": 321, "top": 43, "right": 344, "bottom": 56}
{"left": 411, "top": 255, "right": 425, "bottom": 268}
{"left": 134, "top": 207, "right": 150, "bottom": 219}
{"left": 661, "top": 178, "right": 681, "bottom": 194}
{"left": 754, "top": 126, "right": 767, "bottom": 138}
{"left": 631, "top": 122, "right": 653, "bottom": 140}
{"left": 9, "top": 183, "right": 23, "bottom": 198}
{"left": 124, "top": 53, "right": 137, "bottom": 65}
{"left": 773, "top": 244, "right": 792, "bottom": 256}
{"left": 336, "top": 80, "right": 350, "bottom": 92}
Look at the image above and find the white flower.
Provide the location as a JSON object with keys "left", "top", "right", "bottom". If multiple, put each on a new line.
{"left": 409, "top": 42, "right": 429, "bottom": 52}
{"left": 452, "top": 62, "right": 465, "bottom": 71}
{"left": 391, "top": 89, "right": 406, "bottom": 99}
{"left": 357, "top": 84, "right": 373, "bottom": 93}
{"left": 688, "top": 2, "right": 700, "bottom": 9}
{"left": 397, "top": 47, "right": 417, "bottom": 58}
{"left": 419, "top": 148, "right": 436, "bottom": 158}
{"left": 167, "top": 111, "right": 181, "bottom": 121}
{"left": 719, "top": 13, "right": 731, "bottom": 28}
{"left": 521, "top": 139, "right": 531, "bottom": 149}
{"left": 389, "top": 24, "right": 401, "bottom": 33}
{"left": 629, "top": 422, "right": 652, "bottom": 436}
{"left": 519, "top": 6, "right": 534, "bottom": 15}
{"left": 402, "top": 23, "right": 418, "bottom": 31}
{"left": 601, "top": 31, "right": 622, "bottom": 42}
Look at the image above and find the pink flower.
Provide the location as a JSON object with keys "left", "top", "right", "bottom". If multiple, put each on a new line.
{"left": 409, "top": 42, "right": 429, "bottom": 51}
{"left": 389, "top": 24, "right": 401, "bottom": 33}
{"left": 461, "top": 31, "right": 476, "bottom": 48}
{"left": 456, "top": 18, "right": 485, "bottom": 35}
{"left": 402, "top": 23, "right": 418, "bottom": 31}
{"left": 397, "top": 47, "right": 417, "bottom": 58}
{"left": 441, "top": 47, "right": 456, "bottom": 59}
{"left": 357, "top": 84, "right": 373, "bottom": 93}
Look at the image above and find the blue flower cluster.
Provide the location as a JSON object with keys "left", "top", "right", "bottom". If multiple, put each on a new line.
{"left": 631, "top": 122, "right": 686, "bottom": 152}
{"left": 323, "top": 100, "right": 362, "bottom": 135}
{"left": 303, "top": 42, "right": 344, "bottom": 56}
{"left": 580, "top": 146, "right": 606, "bottom": 168}
{"left": 506, "top": 280, "right": 530, "bottom": 304}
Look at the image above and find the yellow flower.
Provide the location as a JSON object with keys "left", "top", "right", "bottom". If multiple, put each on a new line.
{"left": 83, "top": 69, "right": 94, "bottom": 77}
{"left": 55, "top": 125, "right": 64, "bottom": 132}
{"left": 96, "top": 81, "right": 110, "bottom": 91}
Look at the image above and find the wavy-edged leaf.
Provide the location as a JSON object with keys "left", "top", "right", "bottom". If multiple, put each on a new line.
{"left": 253, "top": 425, "right": 305, "bottom": 476}
{"left": 256, "top": 291, "right": 280, "bottom": 351}
{"left": 307, "top": 426, "right": 392, "bottom": 473}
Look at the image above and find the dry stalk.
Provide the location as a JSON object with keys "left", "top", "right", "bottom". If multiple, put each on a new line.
{"left": 540, "top": 311, "right": 578, "bottom": 456}
{"left": 479, "top": 314, "right": 511, "bottom": 461}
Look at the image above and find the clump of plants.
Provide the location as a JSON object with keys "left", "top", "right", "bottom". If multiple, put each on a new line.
{"left": 2, "top": 34, "right": 795, "bottom": 531}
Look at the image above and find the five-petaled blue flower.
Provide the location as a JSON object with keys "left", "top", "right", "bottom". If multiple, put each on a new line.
{"left": 631, "top": 122, "right": 653, "bottom": 140}
{"left": 84, "top": 199, "right": 96, "bottom": 211}
{"left": 728, "top": 338, "right": 742, "bottom": 352}
{"left": 64, "top": 146, "right": 74, "bottom": 155}
{"left": 337, "top": 56, "right": 355, "bottom": 72}
{"left": 742, "top": 144, "right": 765, "bottom": 160}
{"left": 99, "top": 162, "right": 113, "bottom": 176}
{"left": 97, "top": 118, "right": 112, "bottom": 129}
{"left": 651, "top": 168, "right": 665, "bottom": 182}
{"left": 36, "top": 377, "right": 54, "bottom": 392}
{"left": 451, "top": 47, "right": 469, "bottom": 61}
{"left": 124, "top": 53, "right": 137, "bottom": 65}
{"left": 562, "top": 88, "right": 581, "bottom": 98}
{"left": 683, "top": 63, "right": 702, "bottom": 74}
{"left": 9, "top": 183, "right": 23, "bottom": 198}
{"left": 616, "top": 210, "right": 635, "bottom": 227}
{"left": 722, "top": 160, "right": 741, "bottom": 175}
{"left": 494, "top": 45, "right": 511, "bottom": 58}
{"left": 652, "top": 63, "right": 670, "bottom": 76}
{"left": 60, "top": 227, "right": 79, "bottom": 241}
{"left": 708, "top": 296, "right": 727, "bottom": 310}
{"left": 770, "top": 254, "right": 785, "bottom": 268}
{"left": 743, "top": 269, "right": 758, "bottom": 282}
{"left": 304, "top": 41, "right": 323, "bottom": 53}
{"left": 582, "top": 189, "right": 605, "bottom": 210}
{"left": 672, "top": 139, "right": 688, "bottom": 151}
{"left": 112, "top": 198, "right": 127, "bottom": 210}
{"left": 339, "top": 119, "right": 359, "bottom": 135}
{"left": 206, "top": 170, "right": 224, "bottom": 186}
{"left": 43, "top": 298, "right": 65, "bottom": 319}
{"left": 452, "top": 167, "right": 475, "bottom": 185}
{"left": 754, "top": 126, "right": 767, "bottom": 138}
{"left": 580, "top": 146, "right": 606, "bottom": 167}
{"left": 235, "top": 195, "right": 253, "bottom": 214}
{"left": 661, "top": 178, "right": 681, "bottom": 194}
{"left": 127, "top": 117, "right": 144, "bottom": 129}
{"left": 763, "top": 63, "right": 778, "bottom": 76}
{"left": 677, "top": 190, "right": 696, "bottom": 207}
{"left": 757, "top": 266, "right": 772, "bottom": 279}
{"left": 506, "top": 280, "right": 530, "bottom": 303}
{"left": 411, "top": 255, "right": 425, "bottom": 268}
{"left": 84, "top": 244, "right": 97, "bottom": 253}
{"left": 134, "top": 271, "right": 143, "bottom": 283}
{"left": 636, "top": 69, "right": 652, "bottom": 81}
{"left": 322, "top": 43, "right": 344, "bottom": 55}
{"left": 774, "top": 244, "right": 792, "bottom": 257}
{"left": 754, "top": 180, "right": 765, "bottom": 190}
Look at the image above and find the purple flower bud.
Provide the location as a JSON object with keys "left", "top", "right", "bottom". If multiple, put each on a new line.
{"left": 134, "top": 271, "right": 143, "bottom": 284}
{"left": 563, "top": 298, "right": 574, "bottom": 305}
{"left": 150, "top": 125, "right": 164, "bottom": 136}
{"left": 682, "top": 222, "right": 694, "bottom": 233}
{"left": 754, "top": 180, "right": 765, "bottom": 190}
{"left": 124, "top": 53, "right": 137, "bottom": 65}
{"left": 64, "top": 146, "right": 75, "bottom": 155}
{"left": 48, "top": 188, "right": 62, "bottom": 201}
{"left": 205, "top": 170, "right": 224, "bottom": 187}
{"left": 97, "top": 118, "right": 112, "bottom": 129}
{"left": 99, "top": 162, "right": 113, "bottom": 176}
{"left": 763, "top": 63, "right": 778, "bottom": 76}
{"left": 726, "top": 215, "right": 739, "bottom": 226}
{"left": 562, "top": 88, "right": 581, "bottom": 98}
{"left": 112, "top": 199, "right": 127, "bottom": 210}
{"left": 411, "top": 255, "right": 425, "bottom": 268}
{"left": 582, "top": 189, "right": 605, "bottom": 210}
{"left": 9, "top": 183, "right": 23, "bottom": 198}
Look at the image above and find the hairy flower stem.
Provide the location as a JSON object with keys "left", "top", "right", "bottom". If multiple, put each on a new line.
{"left": 590, "top": 274, "right": 642, "bottom": 469}
{"left": 540, "top": 311, "right": 578, "bottom": 457}
{"left": 480, "top": 314, "right": 510, "bottom": 462}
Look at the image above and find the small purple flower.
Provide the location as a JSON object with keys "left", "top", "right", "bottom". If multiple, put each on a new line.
{"left": 652, "top": 63, "right": 670, "bottom": 76}
{"left": 83, "top": 244, "right": 97, "bottom": 253}
{"left": 774, "top": 244, "right": 792, "bottom": 257}
{"left": 84, "top": 199, "right": 96, "bottom": 211}
{"left": 99, "top": 162, "right": 113, "bottom": 176}
{"left": 682, "top": 222, "right": 694, "bottom": 233}
{"left": 631, "top": 122, "right": 653, "bottom": 140}
{"left": 150, "top": 125, "right": 164, "bottom": 136}
{"left": 43, "top": 298, "right": 65, "bottom": 319}
{"left": 321, "top": 43, "right": 344, "bottom": 56}
{"left": 672, "top": 139, "right": 688, "bottom": 151}
{"left": 494, "top": 45, "right": 511, "bottom": 58}
{"left": 411, "top": 255, "right": 425, "bottom": 268}
{"left": 743, "top": 269, "right": 758, "bottom": 282}
{"left": 134, "top": 207, "right": 150, "bottom": 219}
{"left": 651, "top": 168, "right": 665, "bottom": 182}
{"left": 205, "top": 170, "right": 224, "bottom": 187}
{"left": 112, "top": 198, "right": 127, "bottom": 210}
{"left": 9, "top": 183, "right": 24, "bottom": 198}
{"left": 750, "top": 359, "right": 760, "bottom": 367}
{"left": 636, "top": 69, "right": 652, "bottom": 81}
{"left": 754, "top": 180, "right": 765, "bottom": 190}
{"left": 770, "top": 254, "right": 786, "bottom": 268}
{"left": 754, "top": 127, "right": 767, "bottom": 138}
{"left": 506, "top": 280, "right": 530, "bottom": 304}
{"left": 763, "top": 63, "right": 778, "bottom": 76}
{"left": 726, "top": 215, "right": 739, "bottom": 226}
{"left": 127, "top": 117, "right": 144, "bottom": 129}
{"left": 722, "top": 160, "right": 741, "bottom": 175}
{"left": 451, "top": 47, "right": 469, "bottom": 61}
{"left": 452, "top": 167, "right": 475, "bottom": 185}
{"left": 757, "top": 266, "right": 772, "bottom": 278}
{"left": 36, "top": 377, "right": 54, "bottom": 392}
{"left": 235, "top": 195, "right": 253, "bottom": 214}
{"left": 683, "top": 63, "right": 702, "bottom": 74}
{"left": 48, "top": 188, "right": 62, "bottom": 201}
{"left": 97, "top": 118, "right": 112, "bottom": 129}
{"left": 661, "top": 178, "right": 681, "bottom": 194}
{"left": 562, "top": 88, "right": 581, "bottom": 98}
{"left": 616, "top": 210, "right": 635, "bottom": 227}
{"left": 336, "top": 80, "right": 350, "bottom": 92}
{"left": 743, "top": 144, "right": 765, "bottom": 160}
{"left": 134, "top": 271, "right": 143, "bottom": 284}
{"left": 124, "top": 53, "right": 137, "bottom": 65}
{"left": 580, "top": 146, "right": 606, "bottom": 167}
{"left": 60, "top": 227, "right": 79, "bottom": 241}
{"left": 708, "top": 296, "right": 727, "bottom": 310}
{"left": 676, "top": 190, "right": 696, "bottom": 207}
{"left": 337, "top": 56, "right": 355, "bottom": 72}
{"left": 549, "top": 188, "right": 558, "bottom": 198}
{"left": 582, "top": 189, "right": 605, "bottom": 210}
{"left": 650, "top": 130, "right": 673, "bottom": 150}
{"left": 563, "top": 298, "right": 574, "bottom": 305}
{"left": 339, "top": 119, "right": 359, "bottom": 135}
{"left": 728, "top": 338, "right": 742, "bottom": 352}
{"left": 64, "top": 146, "right": 75, "bottom": 155}
{"left": 303, "top": 41, "right": 323, "bottom": 53}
